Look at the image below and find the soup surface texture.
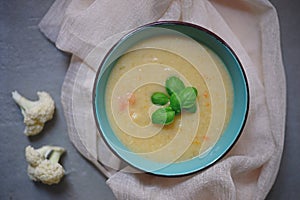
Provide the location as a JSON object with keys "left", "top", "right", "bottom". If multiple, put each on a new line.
{"left": 105, "top": 34, "right": 233, "bottom": 163}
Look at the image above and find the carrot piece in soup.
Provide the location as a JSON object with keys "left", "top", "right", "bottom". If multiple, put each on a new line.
{"left": 128, "top": 93, "right": 136, "bottom": 105}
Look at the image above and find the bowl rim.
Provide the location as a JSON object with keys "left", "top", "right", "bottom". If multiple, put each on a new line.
{"left": 92, "top": 21, "right": 250, "bottom": 176}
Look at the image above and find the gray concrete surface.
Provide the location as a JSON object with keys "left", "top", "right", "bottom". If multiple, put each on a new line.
{"left": 0, "top": 0, "right": 299, "bottom": 199}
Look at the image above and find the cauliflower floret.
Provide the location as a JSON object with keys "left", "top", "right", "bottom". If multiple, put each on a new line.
{"left": 12, "top": 91, "right": 55, "bottom": 136}
{"left": 25, "top": 145, "right": 53, "bottom": 167}
{"left": 27, "top": 165, "right": 38, "bottom": 181}
{"left": 24, "top": 124, "right": 44, "bottom": 136}
{"left": 25, "top": 145, "right": 65, "bottom": 185}
{"left": 34, "top": 160, "right": 65, "bottom": 185}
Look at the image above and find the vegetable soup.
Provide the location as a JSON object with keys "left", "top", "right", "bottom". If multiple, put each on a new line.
{"left": 105, "top": 34, "right": 233, "bottom": 163}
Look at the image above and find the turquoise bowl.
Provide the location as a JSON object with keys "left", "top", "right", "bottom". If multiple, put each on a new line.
{"left": 93, "top": 21, "right": 249, "bottom": 176}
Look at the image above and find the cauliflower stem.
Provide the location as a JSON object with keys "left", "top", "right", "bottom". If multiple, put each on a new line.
{"left": 48, "top": 148, "right": 65, "bottom": 163}
{"left": 12, "top": 91, "right": 55, "bottom": 136}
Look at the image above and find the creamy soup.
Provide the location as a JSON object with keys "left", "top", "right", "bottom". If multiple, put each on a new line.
{"left": 105, "top": 34, "right": 233, "bottom": 163}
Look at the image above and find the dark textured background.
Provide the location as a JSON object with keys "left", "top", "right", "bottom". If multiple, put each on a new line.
{"left": 1, "top": 0, "right": 299, "bottom": 199}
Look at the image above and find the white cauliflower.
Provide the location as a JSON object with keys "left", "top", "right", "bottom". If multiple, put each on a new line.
{"left": 25, "top": 145, "right": 65, "bottom": 185}
{"left": 34, "top": 159, "right": 65, "bottom": 185}
{"left": 27, "top": 165, "right": 38, "bottom": 181}
{"left": 12, "top": 91, "right": 55, "bottom": 136}
{"left": 25, "top": 145, "right": 53, "bottom": 167}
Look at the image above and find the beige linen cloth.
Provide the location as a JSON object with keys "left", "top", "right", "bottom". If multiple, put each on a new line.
{"left": 39, "top": 0, "right": 286, "bottom": 199}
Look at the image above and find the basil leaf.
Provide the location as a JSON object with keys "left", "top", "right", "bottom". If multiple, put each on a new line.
{"left": 151, "top": 107, "right": 175, "bottom": 125}
{"left": 169, "top": 93, "right": 181, "bottom": 114}
{"left": 179, "top": 87, "right": 198, "bottom": 108}
{"left": 192, "top": 87, "right": 198, "bottom": 96}
{"left": 151, "top": 92, "right": 169, "bottom": 105}
{"left": 165, "top": 76, "right": 185, "bottom": 96}
{"left": 185, "top": 103, "right": 197, "bottom": 113}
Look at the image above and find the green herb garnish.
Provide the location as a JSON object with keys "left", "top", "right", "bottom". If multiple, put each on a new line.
{"left": 178, "top": 87, "right": 197, "bottom": 109}
{"left": 169, "top": 93, "right": 181, "bottom": 114}
{"left": 150, "top": 76, "right": 198, "bottom": 126}
{"left": 151, "top": 107, "right": 175, "bottom": 125}
{"left": 165, "top": 76, "right": 185, "bottom": 96}
{"left": 151, "top": 92, "right": 169, "bottom": 105}
{"left": 185, "top": 103, "right": 197, "bottom": 113}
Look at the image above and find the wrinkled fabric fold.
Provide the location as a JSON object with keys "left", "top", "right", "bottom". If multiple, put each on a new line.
{"left": 39, "top": 0, "right": 286, "bottom": 199}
